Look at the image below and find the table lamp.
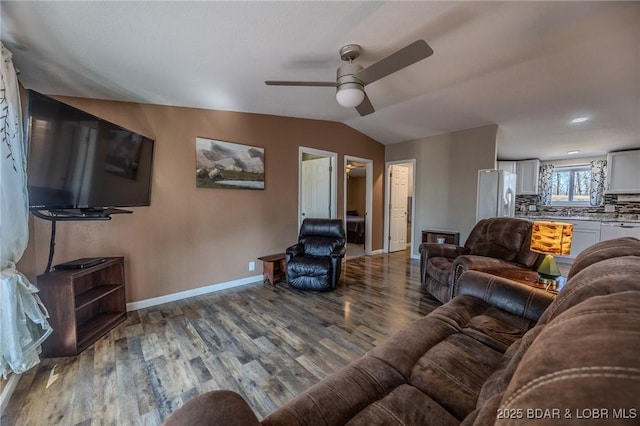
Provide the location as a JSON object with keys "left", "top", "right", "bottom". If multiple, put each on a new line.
{"left": 530, "top": 221, "right": 573, "bottom": 288}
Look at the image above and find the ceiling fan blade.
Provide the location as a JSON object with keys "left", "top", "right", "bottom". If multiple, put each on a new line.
{"left": 355, "top": 40, "right": 434, "bottom": 85}
{"left": 265, "top": 80, "right": 336, "bottom": 87}
{"left": 355, "top": 93, "right": 375, "bottom": 116}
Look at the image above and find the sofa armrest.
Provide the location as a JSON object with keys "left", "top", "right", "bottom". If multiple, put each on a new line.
{"left": 419, "top": 243, "right": 470, "bottom": 284}
{"left": 454, "top": 270, "right": 555, "bottom": 322}
{"left": 451, "top": 255, "right": 538, "bottom": 286}
{"left": 419, "top": 242, "right": 469, "bottom": 260}
{"left": 331, "top": 245, "right": 346, "bottom": 258}
{"left": 162, "top": 390, "right": 260, "bottom": 426}
{"left": 286, "top": 243, "right": 304, "bottom": 262}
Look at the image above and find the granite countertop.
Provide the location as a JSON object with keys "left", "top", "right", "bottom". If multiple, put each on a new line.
{"left": 515, "top": 214, "right": 640, "bottom": 223}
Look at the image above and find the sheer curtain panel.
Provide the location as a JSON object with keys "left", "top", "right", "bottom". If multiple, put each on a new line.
{"left": 537, "top": 164, "right": 554, "bottom": 206}
{"left": 590, "top": 159, "right": 607, "bottom": 206}
{"left": 0, "top": 43, "right": 52, "bottom": 378}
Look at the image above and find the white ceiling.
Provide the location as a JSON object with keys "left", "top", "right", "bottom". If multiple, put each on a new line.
{"left": 2, "top": 1, "right": 639, "bottom": 161}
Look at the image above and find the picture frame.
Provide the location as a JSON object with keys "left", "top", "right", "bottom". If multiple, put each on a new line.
{"left": 195, "top": 137, "right": 265, "bottom": 190}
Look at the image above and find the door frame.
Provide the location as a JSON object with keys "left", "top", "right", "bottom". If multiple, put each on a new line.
{"left": 344, "top": 155, "right": 373, "bottom": 255}
{"left": 384, "top": 159, "right": 417, "bottom": 256}
{"left": 298, "top": 146, "right": 338, "bottom": 230}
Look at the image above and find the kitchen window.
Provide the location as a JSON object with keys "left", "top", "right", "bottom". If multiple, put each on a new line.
{"left": 551, "top": 165, "right": 591, "bottom": 205}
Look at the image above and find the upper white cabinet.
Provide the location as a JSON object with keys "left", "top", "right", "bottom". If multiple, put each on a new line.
{"left": 606, "top": 150, "right": 640, "bottom": 194}
{"left": 515, "top": 159, "right": 540, "bottom": 195}
{"left": 497, "top": 161, "right": 517, "bottom": 174}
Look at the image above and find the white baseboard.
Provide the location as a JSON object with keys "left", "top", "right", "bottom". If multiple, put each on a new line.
{"left": 0, "top": 373, "right": 21, "bottom": 416}
{"left": 411, "top": 254, "right": 420, "bottom": 260}
{"left": 126, "top": 274, "right": 263, "bottom": 311}
{"left": 368, "top": 249, "right": 384, "bottom": 255}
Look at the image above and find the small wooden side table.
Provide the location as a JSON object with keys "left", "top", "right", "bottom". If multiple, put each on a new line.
{"left": 258, "top": 253, "right": 287, "bottom": 287}
{"left": 499, "top": 269, "right": 561, "bottom": 295}
{"left": 422, "top": 229, "right": 460, "bottom": 245}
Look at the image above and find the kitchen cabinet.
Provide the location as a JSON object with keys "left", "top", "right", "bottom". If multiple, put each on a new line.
{"left": 600, "top": 222, "right": 640, "bottom": 241}
{"left": 554, "top": 220, "right": 601, "bottom": 262}
{"left": 605, "top": 150, "right": 640, "bottom": 194}
{"left": 497, "top": 161, "right": 517, "bottom": 174}
{"left": 516, "top": 159, "right": 540, "bottom": 195}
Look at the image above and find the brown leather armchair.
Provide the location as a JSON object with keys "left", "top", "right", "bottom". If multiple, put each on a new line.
{"left": 419, "top": 217, "right": 543, "bottom": 303}
{"left": 285, "top": 218, "right": 346, "bottom": 291}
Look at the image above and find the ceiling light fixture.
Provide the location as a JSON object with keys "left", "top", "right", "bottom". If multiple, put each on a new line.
{"left": 571, "top": 117, "right": 589, "bottom": 124}
{"left": 336, "top": 83, "right": 365, "bottom": 108}
{"left": 567, "top": 150, "right": 580, "bottom": 155}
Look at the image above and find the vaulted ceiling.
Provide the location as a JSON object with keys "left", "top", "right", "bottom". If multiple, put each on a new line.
{"left": 2, "top": 1, "right": 639, "bottom": 160}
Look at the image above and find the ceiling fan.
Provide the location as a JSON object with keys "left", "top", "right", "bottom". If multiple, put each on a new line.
{"left": 265, "top": 40, "right": 434, "bottom": 116}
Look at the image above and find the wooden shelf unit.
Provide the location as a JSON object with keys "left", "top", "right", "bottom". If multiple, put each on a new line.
{"left": 37, "top": 257, "right": 126, "bottom": 357}
{"left": 422, "top": 229, "right": 460, "bottom": 245}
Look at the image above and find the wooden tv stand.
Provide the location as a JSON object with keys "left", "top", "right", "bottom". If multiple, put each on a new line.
{"left": 37, "top": 257, "right": 126, "bottom": 357}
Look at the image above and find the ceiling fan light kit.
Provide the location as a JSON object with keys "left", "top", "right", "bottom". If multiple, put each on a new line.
{"left": 336, "top": 86, "right": 365, "bottom": 108}
{"left": 266, "top": 40, "right": 433, "bottom": 116}
{"left": 336, "top": 61, "right": 365, "bottom": 108}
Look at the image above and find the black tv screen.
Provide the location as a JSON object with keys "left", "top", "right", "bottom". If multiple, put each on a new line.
{"left": 26, "top": 90, "right": 154, "bottom": 211}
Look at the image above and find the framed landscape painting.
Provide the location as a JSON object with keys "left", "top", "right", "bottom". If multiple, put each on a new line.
{"left": 195, "top": 137, "right": 265, "bottom": 190}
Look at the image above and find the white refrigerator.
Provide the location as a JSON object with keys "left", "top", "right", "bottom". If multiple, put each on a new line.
{"left": 476, "top": 169, "right": 516, "bottom": 221}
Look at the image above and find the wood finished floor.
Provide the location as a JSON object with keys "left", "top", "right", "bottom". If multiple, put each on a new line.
{"left": 3, "top": 251, "right": 440, "bottom": 426}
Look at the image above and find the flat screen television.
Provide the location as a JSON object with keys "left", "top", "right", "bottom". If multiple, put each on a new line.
{"left": 26, "top": 90, "right": 154, "bottom": 212}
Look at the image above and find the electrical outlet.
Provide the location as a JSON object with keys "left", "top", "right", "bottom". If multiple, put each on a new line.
{"left": 604, "top": 204, "right": 616, "bottom": 213}
{"left": 249, "top": 261, "right": 255, "bottom": 271}
{"left": 528, "top": 205, "right": 537, "bottom": 212}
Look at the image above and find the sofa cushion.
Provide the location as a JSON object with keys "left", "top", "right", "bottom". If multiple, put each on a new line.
{"left": 496, "top": 291, "right": 640, "bottom": 424}
{"left": 409, "top": 333, "right": 503, "bottom": 420}
{"left": 365, "top": 295, "right": 539, "bottom": 422}
{"left": 162, "top": 390, "right": 261, "bottom": 426}
{"left": 464, "top": 325, "right": 546, "bottom": 425}
{"left": 567, "top": 236, "right": 640, "bottom": 279}
{"left": 287, "top": 256, "right": 331, "bottom": 276}
{"left": 426, "top": 257, "right": 453, "bottom": 285}
{"left": 366, "top": 296, "right": 488, "bottom": 380}
{"left": 346, "top": 384, "right": 459, "bottom": 426}
{"left": 262, "top": 356, "right": 405, "bottom": 425}
{"left": 298, "top": 236, "right": 343, "bottom": 257}
{"left": 287, "top": 257, "right": 332, "bottom": 290}
{"left": 462, "top": 307, "right": 534, "bottom": 353}
{"left": 476, "top": 325, "right": 544, "bottom": 407}
{"left": 464, "top": 218, "right": 532, "bottom": 264}
{"left": 539, "top": 256, "right": 640, "bottom": 324}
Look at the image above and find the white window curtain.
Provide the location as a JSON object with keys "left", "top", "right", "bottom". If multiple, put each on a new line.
{"left": 537, "top": 164, "right": 554, "bottom": 206}
{"left": 590, "top": 159, "right": 607, "bottom": 206}
{"left": 1, "top": 43, "right": 52, "bottom": 378}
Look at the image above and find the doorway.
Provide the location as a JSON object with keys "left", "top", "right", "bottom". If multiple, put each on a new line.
{"left": 344, "top": 156, "right": 373, "bottom": 258}
{"left": 298, "top": 147, "right": 337, "bottom": 230}
{"left": 384, "top": 160, "right": 416, "bottom": 255}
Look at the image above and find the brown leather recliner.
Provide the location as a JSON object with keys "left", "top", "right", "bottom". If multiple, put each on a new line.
{"left": 419, "top": 217, "right": 543, "bottom": 303}
{"left": 285, "top": 218, "right": 346, "bottom": 291}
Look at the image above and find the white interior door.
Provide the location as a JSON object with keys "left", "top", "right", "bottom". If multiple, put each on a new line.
{"left": 301, "top": 157, "right": 331, "bottom": 221}
{"left": 389, "top": 165, "right": 409, "bottom": 252}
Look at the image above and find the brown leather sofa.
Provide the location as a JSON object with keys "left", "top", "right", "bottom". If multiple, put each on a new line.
{"left": 420, "top": 217, "right": 543, "bottom": 303}
{"left": 163, "top": 237, "right": 640, "bottom": 426}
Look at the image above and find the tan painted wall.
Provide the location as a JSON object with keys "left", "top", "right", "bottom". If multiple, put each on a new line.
{"left": 386, "top": 125, "right": 498, "bottom": 253}
{"left": 30, "top": 98, "right": 385, "bottom": 302}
